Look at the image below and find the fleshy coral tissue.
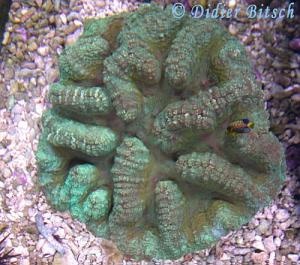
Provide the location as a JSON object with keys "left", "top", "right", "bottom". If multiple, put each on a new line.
{"left": 36, "top": 3, "right": 286, "bottom": 260}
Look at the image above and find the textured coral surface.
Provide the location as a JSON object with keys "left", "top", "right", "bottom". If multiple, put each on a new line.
{"left": 36, "top": 4, "right": 286, "bottom": 260}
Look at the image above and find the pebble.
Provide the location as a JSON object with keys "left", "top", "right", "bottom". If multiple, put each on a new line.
{"left": 252, "top": 241, "right": 265, "bottom": 252}
{"left": 232, "top": 248, "right": 250, "bottom": 256}
{"left": 41, "top": 241, "right": 56, "bottom": 256}
{"left": 274, "top": 237, "right": 281, "bottom": 247}
{"left": 60, "top": 14, "right": 67, "bottom": 24}
{"left": 54, "top": 228, "right": 66, "bottom": 239}
{"left": 243, "top": 230, "right": 254, "bottom": 243}
{"left": 228, "top": 24, "right": 238, "bottom": 35}
{"left": 96, "top": 0, "right": 106, "bottom": 8}
{"left": 35, "top": 0, "right": 43, "bottom": 8}
{"left": 37, "top": 46, "right": 49, "bottom": 56}
{"left": 2, "top": 32, "right": 11, "bottom": 45}
{"left": 278, "top": 219, "right": 292, "bottom": 230}
{"left": 251, "top": 252, "right": 268, "bottom": 264}
{"left": 289, "top": 38, "right": 300, "bottom": 52}
{"left": 46, "top": 68, "right": 59, "bottom": 83}
{"left": 34, "top": 56, "right": 45, "bottom": 69}
{"left": 65, "top": 29, "right": 82, "bottom": 46}
{"left": 275, "top": 75, "right": 291, "bottom": 88}
{"left": 220, "top": 253, "right": 230, "bottom": 261}
{"left": 67, "top": 11, "right": 79, "bottom": 21}
{"left": 269, "top": 251, "right": 275, "bottom": 265}
{"left": 287, "top": 254, "right": 299, "bottom": 262}
{"left": 257, "top": 219, "right": 271, "bottom": 235}
{"left": 263, "top": 236, "right": 276, "bottom": 253}
{"left": 53, "top": 248, "right": 78, "bottom": 265}
{"left": 291, "top": 93, "right": 300, "bottom": 102}
{"left": 37, "top": 76, "right": 46, "bottom": 86}
{"left": 275, "top": 209, "right": 290, "bottom": 222}
{"left": 22, "top": 62, "right": 37, "bottom": 70}
{"left": 4, "top": 67, "right": 14, "bottom": 80}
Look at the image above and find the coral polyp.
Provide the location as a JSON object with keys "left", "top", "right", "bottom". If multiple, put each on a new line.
{"left": 36, "top": 4, "right": 285, "bottom": 260}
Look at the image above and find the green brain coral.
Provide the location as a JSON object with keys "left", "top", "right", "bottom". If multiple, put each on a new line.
{"left": 36, "top": 4, "right": 286, "bottom": 260}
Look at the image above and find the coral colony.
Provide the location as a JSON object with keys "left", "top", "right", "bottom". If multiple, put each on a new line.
{"left": 36, "top": 4, "right": 286, "bottom": 260}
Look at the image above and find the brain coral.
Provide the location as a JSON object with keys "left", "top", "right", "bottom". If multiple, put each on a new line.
{"left": 36, "top": 4, "right": 286, "bottom": 260}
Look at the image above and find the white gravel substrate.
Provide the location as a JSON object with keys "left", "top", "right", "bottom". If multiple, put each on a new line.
{"left": 0, "top": 0, "right": 299, "bottom": 264}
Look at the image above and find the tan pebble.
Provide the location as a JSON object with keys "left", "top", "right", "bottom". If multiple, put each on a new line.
{"left": 19, "top": 68, "right": 33, "bottom": 78}
{"left": 11, "top": 2, "right": 20, "bottom": 9}
{"left": 10, "top": 81, "right": 19, "bottom": 93}
{"left": 49, "top": 15, "right": 55, "bottom": 24}
{"left": 46, "top": 68, "right": 59, "bottom": 83}
{"left": 52, "top": 252, "right": 64, "bottom": 265}
{"left": 251, "top": 252, "right": 268, "bottom": 264}
{"left": 10, "top": 13, "right": 21, "bottom": 23}
{"left": 37, "top": 46, "right": 49, "bottom": 56}
{"left": 35, "top": 0, "right": 43, "bottom": 7}
{"left": 65, "top": 29, "right": 82, "bottom": 46}
{"left": 22, "top": 62, "right": 36, "bottom": 70}
{"left": 45, "top": 30, "right": 56, "bottom": 39}
{"left": 220, "top": 253, "right": 230, "bottom": 261}
{"left": 16, "top": 49, "right": 24, "bottom": 60}
{"left": 55, "top": 228, "right": 66, "bottom": 239}
{"left": 233, "top": 247, "right": 250, "bottom": 255}
{"left": 43, "top": 0, "right": 54, "bottom": 12}
{"left": 252, "top": 241, "right": 265, "bottom": 251}
{"left": 60, "top": 14, "right": 67, "bottom": 24}
{"left": 21, "top": 8, "right": 35, "bottom": 22}
{"left": 269, "top": 251, "right": 275, "bottom": 265}
{"left": 2, "top": 32, "right": 11, "bottom": 46}
{"left": 64, "top": 23, "right": 77, "bottom": 35}
{"left": 244, "top": 231, "right": 256, "bottom": 242}
{"left": 37, "top": 76, "right": 46, "bottom": 86}
{"left": 236, "top": 237, "right": 243, "bottom": 245}
{"left": 274, "top": 237, "right": 281, "bottom": 247}
{"left": 291, "top": 93, "right": 300, "bottom": 102}
{"left": 34, "top": 56, "right": 45, "bottom": 69}
{"left": 7, "top": 43, "right": 16, "bottom": 54}
{"left": 30, "top": 77, "right": 37, "bottom": 86}
{"left": 2, "top": 168, "right": 11, "bottom": 179}
{"left": 257, "top": 219, "right": 271, "bottom": 235}
{"left": 287, "top": 254, "right": 299, "bottom": 262}
{"left": 0, "top": 148, "right": 6, "bottom": 156}
{"left": 73, "top": 20, "right": 82, "bottom": 27}
{"left": 61, "top": 248, "right": 78, "bottom": 265}
{"left": 21, "top": 8, "right": 29, "bottom": 16}
{"left": 275, "top": 209, "right": 289, "bottom": 222}
{"left": 41, "top": 241, "right": 56, "bottom": 256}
{"left": 228, "top": 24, "right": 238, "bottom": 35}
{"left": 14, "top": 245, "right": 29, "bottom": 256}
{"left": 96, "top": 0, "right": 106, "bottom": 8}
{"left": 4, "top": 67, "right": 14, "bottom": 79}
{"left": 66, "top": 11, "right": 79, "bottom": 21}
{"left": 66, "top": 240, "right": 79, "bottom": 254}
{"left": 263, "top": 236, "right": 276, "bottom": 252}
{"left": 30, "top": 13, "right": 40, "bottom": 22}
{"left": 21, "top": 259, "right": 30, "bottom": 265}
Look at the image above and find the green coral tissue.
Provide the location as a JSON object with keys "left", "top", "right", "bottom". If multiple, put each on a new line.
{"left": 36, "top": 4, "right": 286, "bottom": 260}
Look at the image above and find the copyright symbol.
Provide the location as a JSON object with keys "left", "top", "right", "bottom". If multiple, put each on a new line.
{"left": 172, "top": 3, "right": 185, "bottom": 19}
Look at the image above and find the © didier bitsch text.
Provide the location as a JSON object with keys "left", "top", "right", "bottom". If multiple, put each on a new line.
{"left": 173, "top": 2, "right": 295, "bottom": 19}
